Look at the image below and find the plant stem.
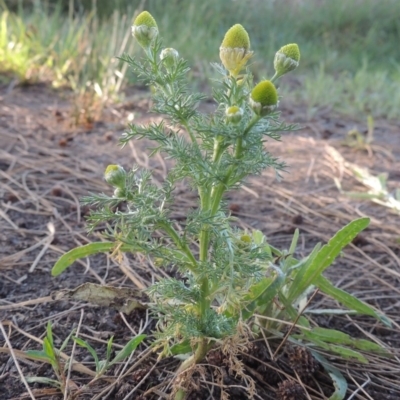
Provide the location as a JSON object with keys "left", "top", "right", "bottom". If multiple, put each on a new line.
{"left": 199, "top": 189, "right": 210, "bottom": 263}
{"left": 212, "top": 136, "right": 225, "bottom": 165}
{"left": 178, "top": 338, "right": 210, "bottom": 374}
{"left": 209, "top": 133, "right": 244, "bottom": 215}
{"left": 270, "top": 71, "right": 280, "bottom": 83}
{"left": 182, "top": 120, "right": 200, "bottom": 152}
{"left": 174, "top": 338, "right": 211, "bottom": 400}
{"left": 174, "top": 113, "right": 261, "bottom": 400}
{"left": 244, "top": 114, "right": 260, "bottom": 137}
{"left": 198, "top": 134, "right": 225, "bottom": 262}
{"left": 158, "top": 221, "right": 197, "bottom": 270}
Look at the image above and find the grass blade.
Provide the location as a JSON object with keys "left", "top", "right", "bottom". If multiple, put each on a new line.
{"left": 24, "top": 350, "right": 52, "bottom": 363}
{"left": 109, "top": 334, "right": 146, "bottom": 366}
{"left": 42, "top": 337, "right": 55, "bottom": 361}
{"left": 73, "top": 337, "right": 100, "bottom": 372}
{"left": 59, "top": 330, "right": 75, "bottom": 353}
{"left": 46, "top": 321, "right": 54, "bottom": 347}
{"left": 106, "top": 336, "right": 114, "bottom": 363}
{"left": 25, "top": 376, "right": 61, "bottom": 387}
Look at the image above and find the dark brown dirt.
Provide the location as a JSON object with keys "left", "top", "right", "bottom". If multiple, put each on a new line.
{"left": 1, "top": 83, "right": 400, "bottom": 400}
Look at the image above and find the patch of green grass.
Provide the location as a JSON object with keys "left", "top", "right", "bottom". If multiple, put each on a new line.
{"left": 0, "top": 0, "right": 137, "bottom": 123}
{"left": 0, "top": 10, "right": 47, "bottom": 81}
{"left": 2, "top": 0, "right": 400, "bottom": 121}
{"left": 59, "top": 0, "right": 399, "bottom": 74}
{"left": 286, "top": 63, "right": 400, "bottom": 120}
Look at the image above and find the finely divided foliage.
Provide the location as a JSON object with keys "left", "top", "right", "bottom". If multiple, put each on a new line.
{"left": 52, "top": 11, "right": 390, "bottom": 399}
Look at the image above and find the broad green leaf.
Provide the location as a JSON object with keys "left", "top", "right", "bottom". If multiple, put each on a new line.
{"left": 51, "top": 242, "right": 139, "bottom": 276}
{"left": 243, "top": 268, "right": 284, "bottom": 319}
{"left": 300, "top": 327, "right": 388, "bottom": 354}
{"left": 276, "top": 291, "right": 311, "bottom": 329}
{"left": 287, "top": 242, "right": 321, "bottom": 280}
{"left": 311, "top": 351, "right": 347, "bottom": 400}
{"left": 109, "top": 334, "right": 146, "bottom": 366}
{"left": 255, "top": 268, "right": 285, "bottom": 306}
{"left": 170, "top": 340, "right": 192, "bottom": 355}
{"left": 286, "top": 255, "right": 313, "bottom": 275}
{"left": 316, "top": 275, "right": 391, "bottom": 326}
{"left": 287, "top": 218, "right": 370, "bottom": 303}
{"left": 244, "top": 277, "right": 275, "bottom": 302}
{"left": 303, "top": 337, "right": 368, "bottom": 363}
{"left": 73, "top": 337, "right": 100, "bottom": 371}
{"left": 304, "top": 308, "right": 358, "bottom": 315}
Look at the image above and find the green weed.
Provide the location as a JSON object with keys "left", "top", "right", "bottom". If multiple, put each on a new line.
{"left": 25, "top": 322, "right": 74, "bottom": 392}
{"left": 24, "top": 321, "right": 145, "bottom": 397}
{"left": 51, "top": 12, "right": 391, "bottom": 399}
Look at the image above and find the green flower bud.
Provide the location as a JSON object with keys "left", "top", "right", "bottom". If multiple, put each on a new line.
{"left": 249, "top": 80, "right": 278, "bottom": 116}
{"left": 160, "top": 47, "right": 179, "bottom": 69}
{"left": 236, "top": 233, "right": 252, "bottom": 249}
{"left": 240, "top": 234, "right": 252, "bottom": 243}
{"left": 225, "top": 106, "right": 243, "bottom": 124}
{"left": 153, "top": 257, "right": 164, "bottom": 267}
{"left": 274, "top": 43, "right": 300, "bottom": 78}
{"left": 131, "top": 11, "right": 158, "bottom": 49}
{"left": 104, "top": 165, "right": 126, "bottom": 189}
{"left": 219, "top": 24, "right": 253, "bottom": 77}
{"left": 113, "top": 187, "right": 126, "bottom": 198}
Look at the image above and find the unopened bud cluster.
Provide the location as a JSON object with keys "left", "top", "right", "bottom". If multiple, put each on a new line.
{"left": 274, "top": 43, "right": 300, "bottom": 79}
{"left": 130, "top": 12, "right": 300, "bottom": 120}
{"left": 249, "top": 80, "right": 278, "bottom": 116}
{"left": 160, "top": 47, "right": 179, "bottom": 69}
{"left": 131, "top": 11, "right": 158, "bottom": 49}
{"left": 219, "top": 24, "right": 253, "bottom": 78}
{"left": 225, "top": 106, "right": 243, "bottom": 124}
{"left": 104, "top": 164, "right": 126, "bottom": 198}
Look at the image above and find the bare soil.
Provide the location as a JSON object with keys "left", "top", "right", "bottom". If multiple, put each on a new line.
{"left": 1, "top": 83, "right": 400, "bottom": 400}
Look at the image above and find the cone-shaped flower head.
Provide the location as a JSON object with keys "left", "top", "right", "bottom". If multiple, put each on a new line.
{"left": 274, "top": 43, "right": 300, "bottom": 78}
{"left": 132, "top": 11, "right": 158, "bottom": 49}
{"left": 104, "top": 165, "right": 126, "bottom": 189}
{"left": 249, "top": 80, "right": 278, "bottom": 116}
{"left": 225, "top": 106, "right": 243, "bottom": 124}
{"left": 160, "top": 47, "right": 179, "bottom": 69}
{"left": 219, "top": 24, "right": 253, "bottom": 77}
